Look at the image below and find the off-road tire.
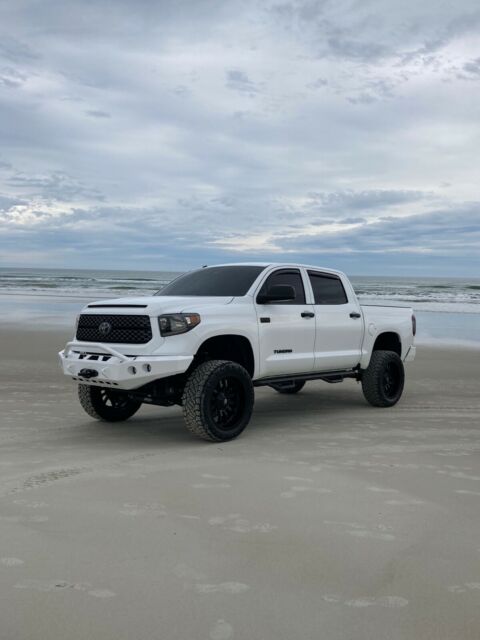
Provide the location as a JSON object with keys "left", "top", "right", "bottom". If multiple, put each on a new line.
{"left": 271, "top": 380, "right": 306, "bottom": 394}
{"left": 78, "top": 384, "right": 141, "bottom": 422}
{"left": 361, "top": 350, "right": 405, "bottom": 407}
{"left": 182, "top": 360, "right": 254, "bottom": 442}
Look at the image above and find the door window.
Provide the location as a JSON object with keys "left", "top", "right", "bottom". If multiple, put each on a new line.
{"left": 257, "top": 269, "right": 306, "bottom": 305}
{"left": 308, "top": 272, "right": 348, "bottom": 305}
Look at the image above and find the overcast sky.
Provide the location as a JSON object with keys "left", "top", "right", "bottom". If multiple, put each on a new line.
{"left": 0, "top": 0, "right": 479, "bottom": 275}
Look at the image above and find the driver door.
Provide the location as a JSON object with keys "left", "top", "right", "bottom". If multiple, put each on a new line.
{"left": 254, "top": 268, "right": 315, "bottom": 377}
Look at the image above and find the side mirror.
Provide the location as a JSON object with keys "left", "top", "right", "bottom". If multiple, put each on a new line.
{"left": 257, "top": 284, "right": 296, "bottom": 304}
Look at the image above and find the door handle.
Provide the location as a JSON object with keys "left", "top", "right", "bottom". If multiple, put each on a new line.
{"left": 349, "top": 312, "right": 361, "bottom": 319}
{"left": 301, "top": 311, "right": 315, "bottom": 318}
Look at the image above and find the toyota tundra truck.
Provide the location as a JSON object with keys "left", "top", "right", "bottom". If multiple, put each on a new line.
{"left": 59, "top": 263, "right": 416, "bottom": 441}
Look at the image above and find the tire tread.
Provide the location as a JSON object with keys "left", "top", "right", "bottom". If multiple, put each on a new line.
{"left": 78, "top": 384, "right": 105, "bottom": 420}
{"left": 361, "top": 350, "right": 404, "bottom": 407}
{"left": 182, "top": 360, "right": 253, "bottom": 442}
{"left": 77, "top": 384, "right": 140, "bottom": 422}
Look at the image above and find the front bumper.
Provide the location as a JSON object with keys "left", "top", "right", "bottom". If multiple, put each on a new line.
{"left": 59, "top": 342, "right": 193, "bottom": 390}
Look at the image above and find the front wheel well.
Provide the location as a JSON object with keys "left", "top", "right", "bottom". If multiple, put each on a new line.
{"left": 372, "top": 332, "right": 402, "bottom": 356}
{"left": 193, "top": 334, "right": 255, "bottom": 377}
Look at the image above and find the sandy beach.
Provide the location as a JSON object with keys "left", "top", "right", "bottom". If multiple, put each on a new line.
{"left": 1, "top": 326, "right": 479, "bottom": 640}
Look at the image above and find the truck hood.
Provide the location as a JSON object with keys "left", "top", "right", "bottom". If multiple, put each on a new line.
{"left": 83, "top": 295, "right": 234, "bottom": 315}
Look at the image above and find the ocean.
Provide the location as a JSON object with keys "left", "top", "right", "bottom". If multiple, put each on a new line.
{"left": 1, "top": 267, "right": 479, "bottom": 346}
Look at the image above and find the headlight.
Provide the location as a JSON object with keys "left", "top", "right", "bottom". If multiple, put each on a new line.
{"left": 158, "top": 313, "right": 201, "bottom": 336}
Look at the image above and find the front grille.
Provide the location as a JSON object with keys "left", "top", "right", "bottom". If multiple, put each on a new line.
{"left": 76, "top": 314, "right": 152, "bottom": 344}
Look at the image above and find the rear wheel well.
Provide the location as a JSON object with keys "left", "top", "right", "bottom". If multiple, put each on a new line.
{"left": 372, "top": 332, "right": 401, "bottom": 356}
{"left": 194, "top": 335, "right": 255, "bottom": 377}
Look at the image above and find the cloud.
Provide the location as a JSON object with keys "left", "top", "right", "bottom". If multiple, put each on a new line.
{"left": 0, "top": 194, "right": 25, "bottom": 210}
{"left": 269, "top": 0, "right": 480, "bottom": 63}
{"left": 307, "top": 77, "right": 328, "bottom": 90}
{"left": 0, "top": 37, "right": 39, "bottom": 63}
{"left": 306, "top": 189, "right": 431, "bottom": 211}
{"left": 463, "top": 57, "right": 480, "bottom": 75}
{"left": 0, "top": 66, "right": 28, "bottom": 88}
{"left": 0, "top": 0, "right": 479, "bottom": 274}
{"left": 213, "top": 203, "right": 480, "bottom": 261}
{"left": 225, "top": 70, "right": 260, "bottom": 96}
{"left": 84, "top": 109, "right": 111, "bottom": 118}
{"left": 6, "top": 170, "right": 104, "bottom": 202}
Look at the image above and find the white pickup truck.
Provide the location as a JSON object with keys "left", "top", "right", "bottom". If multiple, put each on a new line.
{"left": 59, "top": 263, "right": 416, "bottom": 441}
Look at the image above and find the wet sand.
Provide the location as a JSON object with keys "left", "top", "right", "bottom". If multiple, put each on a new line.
{"left": 0, "top": 327, "right": 479, "bottom": 640}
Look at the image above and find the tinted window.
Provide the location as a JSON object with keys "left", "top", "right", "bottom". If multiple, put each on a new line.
{"left": 257, "top": 269, "right": 306, "bottom": 305}
{"left": 308, "top": 272, "right": 348, "bottom": 305}
{"left": 156, "top": 266, "right": 265, "bottom": 296}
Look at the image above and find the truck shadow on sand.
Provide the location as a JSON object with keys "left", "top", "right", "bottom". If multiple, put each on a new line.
{"left": 71, "top": 383, "right": 378, "bottom": 446}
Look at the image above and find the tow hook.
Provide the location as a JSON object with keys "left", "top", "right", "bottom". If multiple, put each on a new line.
{"left": 78, "top": 368, "right": 99, "bottom": 379}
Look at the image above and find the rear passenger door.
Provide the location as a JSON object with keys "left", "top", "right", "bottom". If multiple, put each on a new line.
{"left": 255, "top": 268, "right": 315, "bottom": 377}
{"left": 308, "top": 271, "right": 363, "bottom": 371}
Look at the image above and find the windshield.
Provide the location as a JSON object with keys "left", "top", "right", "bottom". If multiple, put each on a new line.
{"left": 156, "top": 265, "right": 266, "bottom": 297}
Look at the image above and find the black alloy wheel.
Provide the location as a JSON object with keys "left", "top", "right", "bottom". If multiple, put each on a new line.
{"left": 209, "top": 376, "right": 245, "bottom": 430}
{"left": 382, "top": 361, "right": 402, "bottom": 401}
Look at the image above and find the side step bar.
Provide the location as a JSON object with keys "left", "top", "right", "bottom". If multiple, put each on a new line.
{"left": 254, "top": 368, "right": 360, "bottom": 387}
